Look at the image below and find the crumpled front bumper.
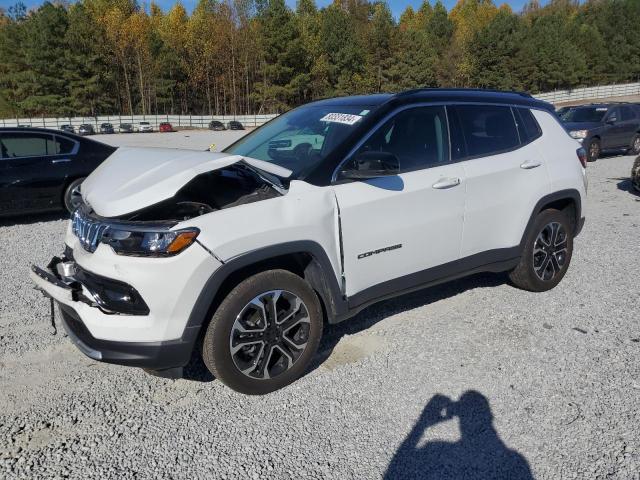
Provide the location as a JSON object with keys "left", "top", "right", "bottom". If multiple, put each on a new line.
{"left": 29, "top": 246, "right": 216, "bottom": 374}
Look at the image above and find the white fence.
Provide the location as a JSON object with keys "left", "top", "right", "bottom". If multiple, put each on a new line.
{"left": 534, "top": 82, "right": 640, "bottom": 104}
{"left": 0, "top": 113, "right": 278, "bottom": 130}
{"left": 3, "top": 82, "right": 640, "bottom": 127}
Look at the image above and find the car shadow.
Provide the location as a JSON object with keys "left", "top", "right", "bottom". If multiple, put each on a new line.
{"left": 614, "top": 178, "right": 640, "bottom": 196}
{"left": 0, "top": 211, "right": 69, "bottom": 227}
{"left": 384, "top": 391, "right": 534, "bottom": 479}
{"left": 308, "top": 272, "right": 508, "bottom": 375}
{"left": 181, "top": 272, "right": 508, "bottom": 384}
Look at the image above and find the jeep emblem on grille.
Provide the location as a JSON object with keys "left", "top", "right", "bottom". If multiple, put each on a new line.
{"left": 72, "top": 210, "right": 109, "bottom": 253}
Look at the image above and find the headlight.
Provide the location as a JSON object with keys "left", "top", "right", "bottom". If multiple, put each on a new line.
{"left": 101, "top": 227, "right": 199, "bottom": 256}
{"left": 569, "top": 130, "right": 588, "bottom": 139}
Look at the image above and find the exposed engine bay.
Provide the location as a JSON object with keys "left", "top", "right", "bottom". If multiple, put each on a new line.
{"left": 113, "top": 164, "right": 284, "bottom": 222}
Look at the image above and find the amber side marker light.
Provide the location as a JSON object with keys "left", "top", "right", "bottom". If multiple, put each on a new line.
{"left": 167, "top": 231, "right": 199, "bottom": 254}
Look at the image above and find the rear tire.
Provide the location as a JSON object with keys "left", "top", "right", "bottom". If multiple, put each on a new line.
{"left": 202, "top": 270, "right": 323, "bottom": 395}
{"left": 509, "top": 209, "right": 574, "bottom": 292}
{"left": 63, "top": 177, "right": 85, "bottom": 213}
{"left": 586, "top": 138, "right": 600, "bottom": 162}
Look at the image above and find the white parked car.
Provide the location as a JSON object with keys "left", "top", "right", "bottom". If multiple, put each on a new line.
{"left": 31, "top": 89, "right": 587, "bottom": 394}
{"left": 267, "top": 127, "right": 325, "bottom": 162}
{"left": 138, "top": 121, "right": 153, "bottom": 133}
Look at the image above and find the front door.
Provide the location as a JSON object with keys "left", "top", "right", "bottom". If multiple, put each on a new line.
{"left": 332, "top": 106, "right": 466, "bottom": 301}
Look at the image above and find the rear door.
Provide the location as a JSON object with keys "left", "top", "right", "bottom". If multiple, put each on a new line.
{"left": 617, "top": 106, "right": 638, "bottom": 149}
{"left": 450, "top": 104, "right": 551, "bottom": 257}
{"left": 332, "top": 105, "right": 466, "bottom": 299}
{"left": 602, "top": 107, "right": 624, "bottom": 149}
{"left": 0, "top": 131, "right": 77, "bottom": 213}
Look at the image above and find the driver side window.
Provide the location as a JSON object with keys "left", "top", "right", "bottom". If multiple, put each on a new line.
{"left": 344, "top": 106, "right": 449, "bottom": 176}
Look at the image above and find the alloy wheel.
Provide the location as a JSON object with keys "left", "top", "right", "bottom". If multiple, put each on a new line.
{"left": 633, "top": 136, "right": 640, "bottom": 154}
{"left": 589, "top": 141, "right": 599, "bottom": 160}
{"left": 532, "top": 222, "right": 568, "bottom": 281}
{"left": 69, "top": 184, "right": 83, "bottom": 211}
{"left": 230, "top": 290, "right": 311, "bottom": 380}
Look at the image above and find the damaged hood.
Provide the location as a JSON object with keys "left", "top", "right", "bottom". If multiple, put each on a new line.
{"left": 81, "top": 147, "right": 292, "bottom": 217}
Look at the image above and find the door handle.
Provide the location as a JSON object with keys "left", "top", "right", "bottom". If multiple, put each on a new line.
{"left": 51, "top": 158, "right": 71, "bottom": 164}
{"left": 432, "top": 177, "right": 461, "bottom": 189}
{"left": 520, "top": 160, "right": 542, "bottom": 169}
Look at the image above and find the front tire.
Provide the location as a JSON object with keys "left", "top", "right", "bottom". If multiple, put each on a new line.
{"left": 509, "top": 209, "right": 574, "bottom": 292}
{"left": 63, "top": 177, "right": 85, "bottom": 213}
{"left": 586, "top": 138, "right": 600, "bottom": 162}
{"left": 202, "top": 270, "right": 323, "bottom": 395}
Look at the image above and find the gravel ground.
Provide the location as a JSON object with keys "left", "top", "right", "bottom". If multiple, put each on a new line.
{"left": 0, "top": 153, "right": 639, "bottom": 479}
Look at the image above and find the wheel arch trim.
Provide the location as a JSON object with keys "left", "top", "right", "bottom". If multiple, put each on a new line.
{"left": 184, "top": 241, "right": 346, "bottom": 334}
{"left": 520, "top": 189, "right": 582, "bottom": 247}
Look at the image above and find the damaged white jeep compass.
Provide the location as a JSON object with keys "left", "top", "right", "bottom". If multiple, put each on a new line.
{"left": 31, "top": 89, "right": 587, "bottom": 394}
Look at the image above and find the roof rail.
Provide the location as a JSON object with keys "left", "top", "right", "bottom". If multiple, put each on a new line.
{"left": 395, "top": 87, "right": 533, "bottom": 98}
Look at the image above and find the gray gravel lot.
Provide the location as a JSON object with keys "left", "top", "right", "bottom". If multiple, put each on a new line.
{"left": 0, "top": 150, "right": 639, "bottom": 479}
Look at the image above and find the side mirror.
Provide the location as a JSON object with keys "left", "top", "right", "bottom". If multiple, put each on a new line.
{"left": 606, "top": 116, "right": 617, "bottom": 124}
{"left": 341, "top": 151, "right": 400, "bottom": 180}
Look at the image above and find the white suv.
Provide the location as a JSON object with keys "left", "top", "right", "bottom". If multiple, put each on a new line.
{"left": 31, "top": 89, "right": 587, "bottom": 394}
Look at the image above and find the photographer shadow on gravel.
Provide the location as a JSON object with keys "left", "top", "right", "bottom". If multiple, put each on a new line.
{"left": 384, "top": 391, "right": 534, "bottom": 480}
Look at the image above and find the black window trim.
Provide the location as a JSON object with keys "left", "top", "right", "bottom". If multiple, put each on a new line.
{"left": 331, "top": 101, "right": 548, "bottom": 183}
{"left": 447, "top": 103, "right": 542, "bottom": 163}
{"left": 0, "top": 130, "right": 79, "bottom": 159}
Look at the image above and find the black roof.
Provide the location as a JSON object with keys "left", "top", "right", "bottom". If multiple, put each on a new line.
{"left": 309, "top": 88, "right": 553, "bottom": 111}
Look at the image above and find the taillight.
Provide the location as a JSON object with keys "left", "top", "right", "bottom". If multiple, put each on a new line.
{"left": 576, "top": 147, "right": 587, "bottom": 168}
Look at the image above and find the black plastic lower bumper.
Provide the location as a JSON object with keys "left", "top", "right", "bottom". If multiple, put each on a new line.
{"left": 58, "top": 303, "right": 199, "bottom": 373}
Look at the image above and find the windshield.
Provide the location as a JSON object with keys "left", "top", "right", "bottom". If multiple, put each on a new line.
{"left": 224, "top": 104, "right": 374, "bottom": 179}
{"left": 562, "top": 107, "right": 608, "bottom": 123}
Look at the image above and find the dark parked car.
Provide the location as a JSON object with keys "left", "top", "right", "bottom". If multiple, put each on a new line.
{"left": 60, "top": 124, "right": 75, "bottom": 134}
{"left": 119, "top": 123, "right": 134, "bottom": 133}
{"left": 100, "top": 123, "right": 115, "bottom": 134}
{"left": 560, "top": 103, "right": 640, "bottom": 161}
{"left": 227, "top": 120, "right": 244, "bottom": 130}
{"left": 555, "top": 106, "right": 570, "bottom": 120}
{"left": 78, "top": 124, "right": 95, "bottom": 136}
{"left": 209, "top": 120, "right": 226, "bottom": 131}
{"left": 0, "top": 128, "right": 116, "bottom": 216}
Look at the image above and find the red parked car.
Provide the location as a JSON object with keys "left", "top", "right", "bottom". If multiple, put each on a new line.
{"left": 159, "top": 122, "right": 174, "bottom": 132}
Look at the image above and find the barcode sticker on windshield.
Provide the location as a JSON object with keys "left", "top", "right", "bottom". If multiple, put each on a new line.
{"left": 320, "top": 113, "right": 363, "bottom": 125}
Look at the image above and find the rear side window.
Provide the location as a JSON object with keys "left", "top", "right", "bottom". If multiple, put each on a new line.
{"left": 514, "top": 108, "right": 542, "bottom": 144}
{"left": 620, "top": 106, "right": 636, "bottom": 121}
{"left": 0, "top": 133, "right": 51, "bottom": 158}
{"left": 0, "top": 133, "right": 76, "bottom": 158}
{"left": 450, "top": 105, "right": 520, "bottom": 158}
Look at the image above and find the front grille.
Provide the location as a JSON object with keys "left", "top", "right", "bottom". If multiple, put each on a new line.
{"left": 71, "top": 209, "right": 109, "bottom": 253}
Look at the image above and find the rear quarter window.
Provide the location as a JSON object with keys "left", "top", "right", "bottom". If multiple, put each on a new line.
{"left": 514, "top": 108, "right": 542, "bottom": 144}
